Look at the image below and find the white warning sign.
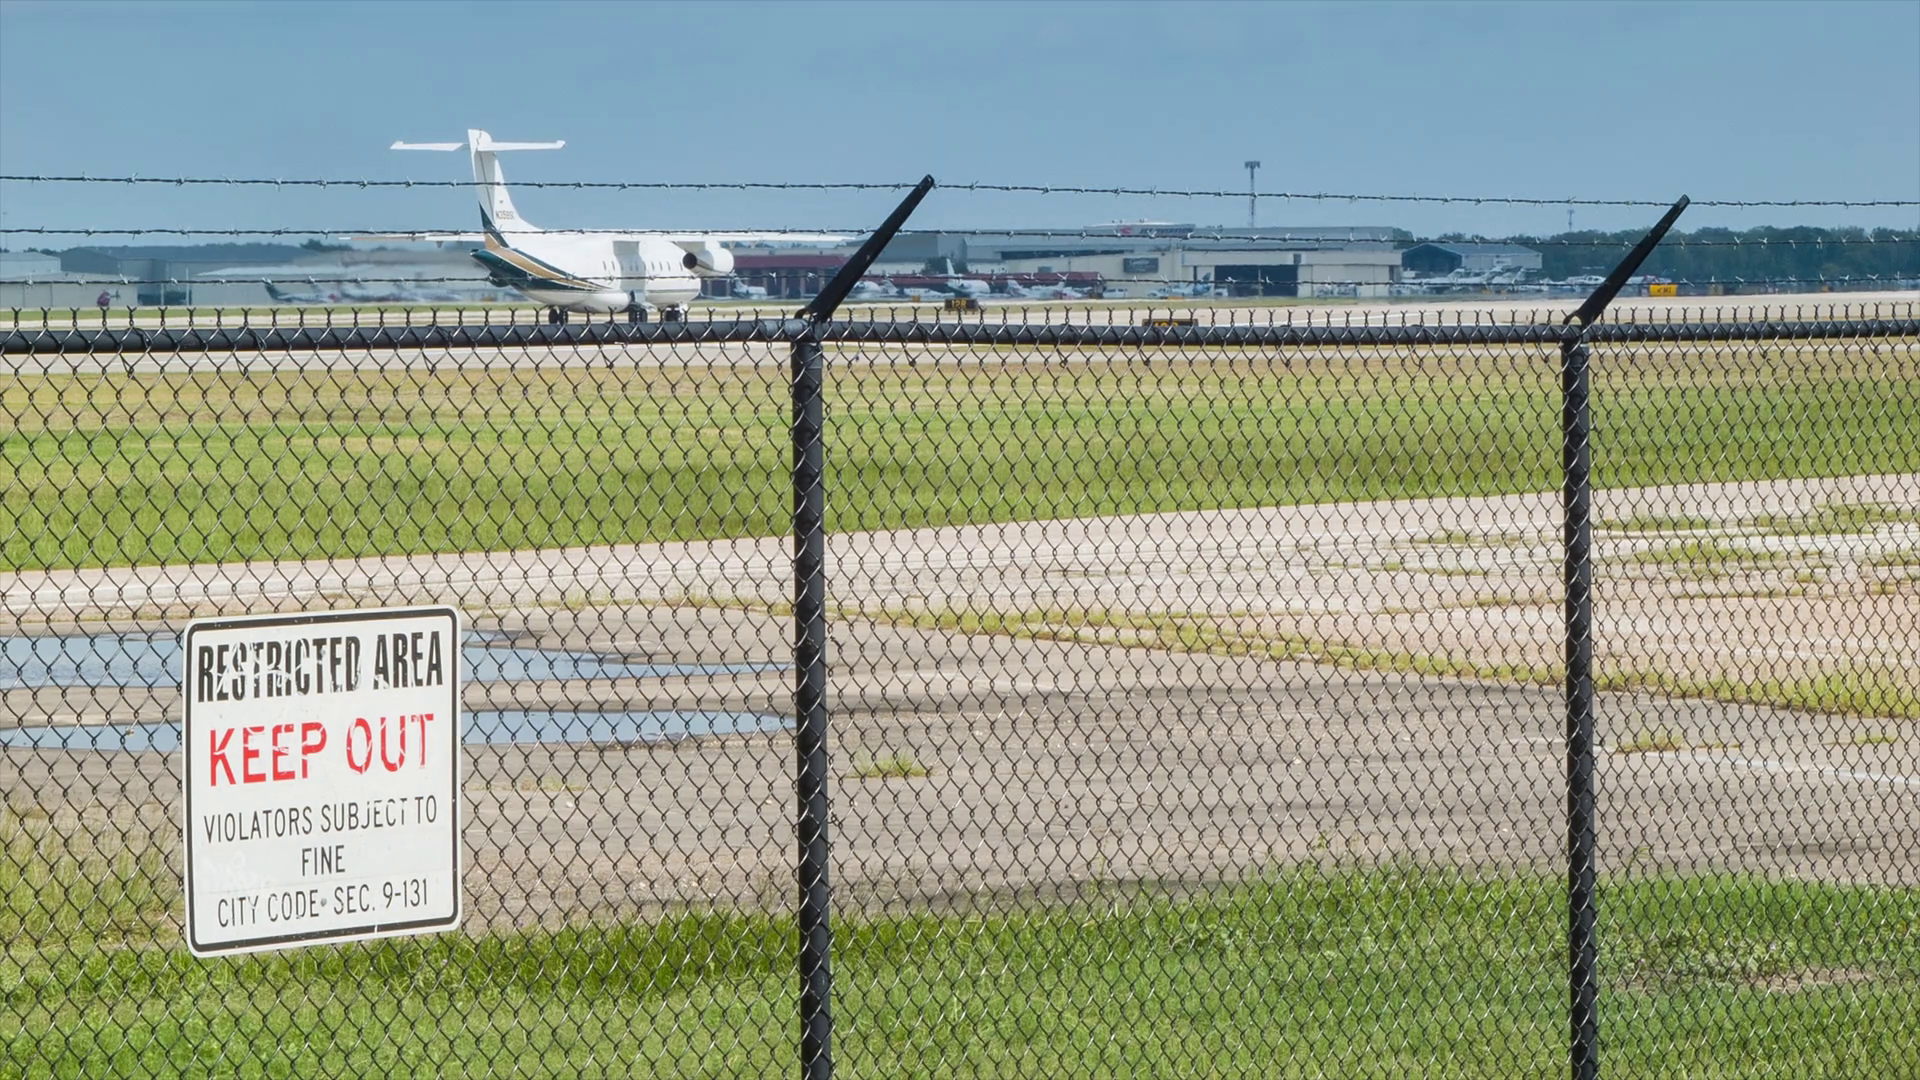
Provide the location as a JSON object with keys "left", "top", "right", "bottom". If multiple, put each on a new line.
{"left": 182, "top": 607, "right": 461, "bottom": 956}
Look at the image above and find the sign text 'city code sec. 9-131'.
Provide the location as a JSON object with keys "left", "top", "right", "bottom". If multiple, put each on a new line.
{"left": 182, "top": 607, "right": 461, "bottom": 956}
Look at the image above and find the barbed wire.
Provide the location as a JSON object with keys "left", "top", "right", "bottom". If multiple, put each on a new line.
{"left": 2, "top": 174, "right": 1915, "bottom": 209}
{"left": 5, "top": 226, "right": 1917, "bottom": 248}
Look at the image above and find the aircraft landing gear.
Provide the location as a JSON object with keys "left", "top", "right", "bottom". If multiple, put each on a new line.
{"left": 661, "top": 305, "right": 687, "bottom": 323}
{"left": 626, "top": 303, "right": 648, "bottom": 324}
{"left": 545, "top": 306, "right": 570, "bottom": 326}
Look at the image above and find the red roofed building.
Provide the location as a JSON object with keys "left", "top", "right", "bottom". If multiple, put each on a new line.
{"left": 721, "top": 253, "right": 849, "bottom": 299}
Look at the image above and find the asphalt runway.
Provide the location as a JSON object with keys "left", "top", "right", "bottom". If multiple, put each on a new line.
{"left": 7, "top": 471, "right": 1916, "bottom": 930}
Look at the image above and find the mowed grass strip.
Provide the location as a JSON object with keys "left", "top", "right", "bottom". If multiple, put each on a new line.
{"left": 5, "top": 869, "right": 1915, "bottom": 1079}
{"left": 4, "top": 343, "right": 1917, "bottom": 570}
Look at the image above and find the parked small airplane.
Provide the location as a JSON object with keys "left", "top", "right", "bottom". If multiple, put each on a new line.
{"left": 204, "top": 261, "right": 489, "bottom": 305}
{"left": 1393, "top": 266, "right": 1532, "bottom": 295}
{"left": 892, "top": 258, "right": 991, "bottom": 299}
{"left": 1145, "top": 282, "right": 1221, "bottom": 299}
{"left": 375, "top": 130, "right": 846, "bottom": 324}
{"left": 258, "top": 280, "right": 477, "bottom": 305}
{"left": 934, "top": 259, "right": 993, "bottom": 298}
{"left": 847, "top": 278, "right": 902, "bottom": 301}
{"left": 1005, "top": 278, "right": 1085, "bottom": 300}
{"left": 261, "top": 282, "right": 340, "bottom": 305}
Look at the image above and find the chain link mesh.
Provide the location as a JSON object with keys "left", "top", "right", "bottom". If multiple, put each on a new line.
{"left": 3, "top": 302, "right": 1915, "bottom": 1077}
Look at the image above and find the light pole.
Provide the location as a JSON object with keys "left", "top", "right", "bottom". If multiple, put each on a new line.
{"left": 1244, "top": 160, "right": 1261, "bottom": 230}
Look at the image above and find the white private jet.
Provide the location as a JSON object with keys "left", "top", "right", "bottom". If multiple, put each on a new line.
{"left": 933, "top": 259, "right": 993, "bottom": 298}
{"left": 261, "top": 282, "right": 340, "bottom": 305}
{"left": 1006, "top": 274, "right": 1090, "bottom": 300}
{"left": 377, "top": 130, "right": 845, "bottom": 324}
{"left": 1003, "top": 280, "right": 1073, "bottom": 300}
{"left": 1145, "top": 282, "right": 1222, "bottom": 299}
{"left": 847, "top": 277, "right": 902, "bottom": 301}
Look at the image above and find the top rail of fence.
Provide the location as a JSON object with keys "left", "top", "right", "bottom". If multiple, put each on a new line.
{"left": 3, "top": 304, "right": 1917, "bottom": 356}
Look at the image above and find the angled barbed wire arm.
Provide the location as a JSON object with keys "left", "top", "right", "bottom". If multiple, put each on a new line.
{"left": 1561, "top": 193, "right": 1688, "bottom": 1080}
{"left": 1566, "top": 195, "right": 1691, "bottom": 329}
{"left": 798, "top": 175, "right": 936, "bottom": 323}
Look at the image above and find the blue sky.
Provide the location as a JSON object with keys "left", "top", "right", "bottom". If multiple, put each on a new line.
{"left": 2, "top": 0, "right": 1916, "bottom": 243}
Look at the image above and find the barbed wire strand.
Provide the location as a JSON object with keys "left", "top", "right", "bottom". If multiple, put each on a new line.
{"left": 6, "top": 227, "right": 1916, "bottom": 248}
{"left": 2, "top": 174, "right": 1915, "bottom": 209}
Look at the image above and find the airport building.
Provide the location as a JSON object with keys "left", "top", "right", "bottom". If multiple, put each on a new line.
{"left": 48, "top": 245, "right": 319, "bottom": 306}
{"left": 10, "top": 228, "right": 1558, "bottom": 309}
{"left": 2, "top": 244, "right": 504, "bottom": 308}
{"left": 0, "top": 250, "right": 107, "bottom": 309}
{"left": 724, "top": 252, "right": 846, "bottom": 300}
{"left": 769, "top": 224, "right": 1406, "bottom": 298}
{"left": 1400, "top": 242, "right": 1544, "bottom": 278}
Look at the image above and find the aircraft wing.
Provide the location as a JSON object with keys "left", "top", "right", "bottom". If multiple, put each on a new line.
{"left": 343, "top": 231, "right": 848, "bottom": 244}
{"left": 343, "top": 232, "right": 488, "bottom": 243}
{"left": 647, "top": 232, "right": 851, "bottom": 244}
{"left": 198, "top": 263, "right": 338, "bottom": 279}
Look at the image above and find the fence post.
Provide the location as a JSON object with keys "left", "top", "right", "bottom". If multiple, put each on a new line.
{"left": 785, "top": 175, "right": 935, "bottom": 1080}
{"left": 791, "top": 326, "right": 834, "bottom": 1080}
{"left": 1561, "top": 335, "right": 1599, "bottom": 1080}
{"left": 1557, "top": 194, "right": 1688, "bottom": 1080}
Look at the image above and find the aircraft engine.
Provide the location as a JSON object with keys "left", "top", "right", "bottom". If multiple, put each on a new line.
{"left": 679, "top": 243, "right": 735, "bottom": 277}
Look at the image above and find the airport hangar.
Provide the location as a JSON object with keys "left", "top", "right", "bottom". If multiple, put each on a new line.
{"left": 730, "top": 224, "right": 1408, "bottom": 300}
{"left": 0, "top": 245, "right": 498, "bottom": 308}
{"left": 7, "top": 245, "right": 330, "bottom": 308}
{"left": 1401, "top": 242, "right": 1545, "bottom": 278}
{"left": 8, "top": 225, "right": 1410, "bottom": 307}
{"left": 0, "top": 250, "right": 107, "bottom": 309}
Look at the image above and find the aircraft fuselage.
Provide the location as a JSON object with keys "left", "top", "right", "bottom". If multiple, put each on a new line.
{"left": 474, "top": 231, "right": 703, "bottom": 313}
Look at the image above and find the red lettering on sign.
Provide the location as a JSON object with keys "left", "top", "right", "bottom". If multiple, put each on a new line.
{"left": 346, "top": 717, "right": 373, "bottom": 773}
{"left": 413, "top": 713, "right": 432, "bottom": 767}
{"left": 208, "top": 723, "right": 331, "bottom": 787}
{"left": 379, "top": 714, "right": 407, "bottom": 771}
{"left": 240, "top": 725, "right": 266, "bottom": 784}
{"left": 209, "top": 728, "right": 237, "bottom": 787}
{"left": 270, "top": 723, "right": 297, "bottom": 781}
{"left": 300, "top": 722, "right": 326, "bottom": 778}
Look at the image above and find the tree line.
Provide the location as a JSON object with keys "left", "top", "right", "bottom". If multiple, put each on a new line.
{"left": 1438, "top": 226, "right": 1919, "bottom": 286}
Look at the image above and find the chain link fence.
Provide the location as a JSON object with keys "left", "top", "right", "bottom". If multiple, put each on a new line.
{"left": 4, "top": 302, "right": 1917, "bottom": 1077}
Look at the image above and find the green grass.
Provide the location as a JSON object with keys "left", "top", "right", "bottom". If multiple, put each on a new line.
{"left": 4, "top": 345, "right": 1916, "bottom": 571}
{"left": 2, "top": 802, "right": 175, "bottom": 949}
{"left": 1747, "top": 501, "right": 1920, "bottom": 535}
{"left": 1613, "top": 729, "right": 1692, "bottom": 754}
{"left": 1603, "top": 512, "right": 1724, "bottom": 533}
{"left": 1626, "top": 539, "right": 1791, "bottom": 568}
{"left": 1604, "top": 502, "right": 1920, "bottom": 539}
{"left": 799, "top": 601, "right": 1919, "bottom": 722}
{"left": 1592, "top": 667, "right": 1920, "bottom": 723}
{"left": 850, "top": 754, "right": 932, "bottom": 779}
{"left": 1833, "top": 732, "right": 1901, "bottom": 747}
{"left": 5, "top": 868, "right": 1914, "bottom": 1078}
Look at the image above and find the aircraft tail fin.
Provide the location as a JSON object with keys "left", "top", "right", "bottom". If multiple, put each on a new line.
{"left": 392, "top": 130, "right": 565, "bottom": 237}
